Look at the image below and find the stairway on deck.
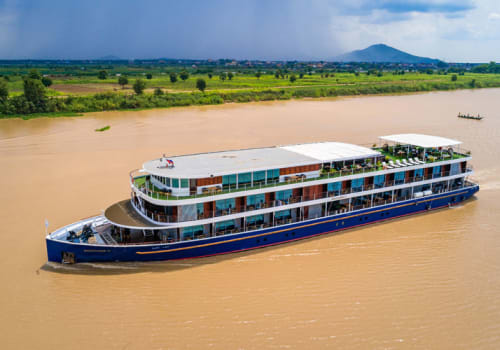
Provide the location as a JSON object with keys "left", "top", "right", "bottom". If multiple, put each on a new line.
{"left": 94, "top": 223, "right": 117, "bottom": 245}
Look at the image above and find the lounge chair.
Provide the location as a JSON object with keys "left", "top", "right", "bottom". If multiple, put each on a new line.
{"left": 388, "top": 160, "right": 399, "bottom": 168}
{"left": 395, "top": 159, "right": 405, "bottom": 167}
{"left": 413, "top": 157, "right": 425, "bottom": 164}
{"left": 402, "top": 159, "right": 413, "bottom": 166}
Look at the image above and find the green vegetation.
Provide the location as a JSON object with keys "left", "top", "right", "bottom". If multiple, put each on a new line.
{"left": 169, "top": 72, "right": 177, "bottom": 83}
{"left": 95, "top": 125, "right": 110, "bottom": 132}
{"left": 98, "top": 70, "right": 107, "bottom": 79}
{"left": 2, "top": 61, "right": 500, "bottom": 119}
{"left": 133, "top": 79, "right": 146, "bottom": 94}
{"left": 179, "top": 70, "right": 189, "bottom": 81}
{"left": 118, "top": 75, "right": 128, "bottom": 88}
{"left": 196, "top": 78, "right": 206, "bottom": 92}
{"left": 41, "top": 76, "right": 52, "bottom": 87}
{"left": 0, "top": 79, "right": 7, "bottom": 101}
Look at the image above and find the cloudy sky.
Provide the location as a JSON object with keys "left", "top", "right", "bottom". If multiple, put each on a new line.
{"left": 0, "top": 0, "right": 499, "bottom": 62}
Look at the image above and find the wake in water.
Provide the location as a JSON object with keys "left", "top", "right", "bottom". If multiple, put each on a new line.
{"left": 469, "top": 169, "right": 500, "bottom": 191}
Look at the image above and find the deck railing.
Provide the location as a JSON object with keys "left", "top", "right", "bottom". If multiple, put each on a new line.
{"left": 135, "top": 168, "right": 473, "bottom": 224}
{"left": 119, "top": 181, "right": 477, "bottom": 244}
{"left": 132, "top": 156, "right": 472, "bottom": 202}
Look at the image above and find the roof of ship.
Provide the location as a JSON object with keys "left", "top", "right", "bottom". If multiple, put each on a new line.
{"left": 380, "top": 134, "right": 462, "bottom": 148}
{"left": 143, "top": 141, "right": 381, "bottom": 178}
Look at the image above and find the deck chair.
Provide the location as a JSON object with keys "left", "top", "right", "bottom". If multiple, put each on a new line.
{"left": 388, "top": 160, "right": 399, "bottom": 168}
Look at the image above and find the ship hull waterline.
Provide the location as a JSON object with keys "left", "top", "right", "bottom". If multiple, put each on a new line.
{"left": 46, "top": 186, "right": 478, "bottom": 263}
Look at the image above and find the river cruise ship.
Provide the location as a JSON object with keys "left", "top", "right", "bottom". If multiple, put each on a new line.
{"left": 46, "top": 134, "right": 479, "bottom": 263}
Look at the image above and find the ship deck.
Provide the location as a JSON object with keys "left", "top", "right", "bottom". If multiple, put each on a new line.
{"left": 104, "top": 199, "right": 160, "bottom": 228}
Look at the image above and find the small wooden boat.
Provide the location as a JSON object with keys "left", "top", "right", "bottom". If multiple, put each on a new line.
{"left": 458, "top": 113, "right": 483, "bottom": 120}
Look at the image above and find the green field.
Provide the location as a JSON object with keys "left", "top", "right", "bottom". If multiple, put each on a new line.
{"left": 4, "top": 70, "right": 498, "bottom": 95}
{"left": 1, "top": 62, "right": 500, "bottom": 118}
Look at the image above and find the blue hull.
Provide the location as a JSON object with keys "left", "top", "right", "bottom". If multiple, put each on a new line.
{"left": 46, "top": 186, "right": 478, "bottom": 263}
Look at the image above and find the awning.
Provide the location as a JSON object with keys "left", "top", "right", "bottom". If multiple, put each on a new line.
{"left": 379, "top": 134, "right": 461, "bottom": 148}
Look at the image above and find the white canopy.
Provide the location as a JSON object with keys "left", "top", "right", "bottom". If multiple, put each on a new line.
{"left": 282, "top": 142, "right": 380, "bottom": 162}
{"left": 379, "top": 134, "right": 461, "bottom": 148}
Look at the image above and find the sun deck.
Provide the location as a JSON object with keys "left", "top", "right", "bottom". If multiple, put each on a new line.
{"left": 133, "top": 150, "right": 470, "bottom": 201}
{"left": 104, "top": 199, "right": 161, "bottom": 228}
{"left": 143, "top": 142, "right": 381, "bottom": 178}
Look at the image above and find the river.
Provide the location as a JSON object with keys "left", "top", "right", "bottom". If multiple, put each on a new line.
{"left": 1, "top": 89, "right": 499, "bottom": 349}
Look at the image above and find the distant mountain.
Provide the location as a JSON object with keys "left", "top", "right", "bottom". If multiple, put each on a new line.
{"left": 332, "top": 44, "right": 441, "bottom": 64}
{"left": 97, "top": 55, "right": 122, "bottom": 60}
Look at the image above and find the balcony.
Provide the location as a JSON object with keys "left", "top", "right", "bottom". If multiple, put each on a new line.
{"left": 134, "top": 168, "right": 473, "bottom": 224}
{"left": 131, "top": 148, "right": 471, "bottom": 202}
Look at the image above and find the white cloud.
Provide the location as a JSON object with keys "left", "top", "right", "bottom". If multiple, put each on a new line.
{"left": 488, "top": 12, "right": 500, "bottom": 20}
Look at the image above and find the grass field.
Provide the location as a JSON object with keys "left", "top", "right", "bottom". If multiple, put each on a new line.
{"left": 2, "top": 64, "right": 500, "bottom": 118}
{"left": 5, "top": 71, "right": 498, "bottom": 96}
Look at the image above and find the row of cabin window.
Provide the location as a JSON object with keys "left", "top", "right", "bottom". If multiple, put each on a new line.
{"left": 152, "top": 175, "right": 189, "bottom": 188}
{"left": 203, "top": 192, "right": 290, "bottom": 213}
{"left": 201, "top": 168, "right": 440, "bottom": 213}
{"left": 181, "top": 211, "right": 292, "bottom": 237}
{"left": 154, "top": 165, "right": 448, "bottom": 191}
{"left": 222, "top": 169, "right": 280, "bottom": 186}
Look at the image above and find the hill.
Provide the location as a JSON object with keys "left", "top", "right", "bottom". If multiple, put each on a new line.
{"left": 97, "top": 55, "right": 122, "bottom": 61}
{"left": 333, "top": 44, "right": 441, "bottom": 64}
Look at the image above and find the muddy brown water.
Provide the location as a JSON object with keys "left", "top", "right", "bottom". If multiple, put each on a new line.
{"left": 1, "top": 89, "right": 500, "bottom": 349}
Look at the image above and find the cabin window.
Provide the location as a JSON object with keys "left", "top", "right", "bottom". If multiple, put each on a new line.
{"left": 216, "top": 220, "right": 235, "bottom": 232}
{"left": 238, "top": 172, "right": 252, "bottom": 186}
{"left": 327, "top": 182, "right": 341, "bottom": 194}
{"left": 414, "top": 168, "right": 424, "bottom": 178}
{"left": 216, "top": 198, "right": 235, "bottom": 211}
{"left": 222, "top": 174, "right": 237, "bottom": 188}
{"left": 246, "top": 194, "right": 265, "bottom": 208}
{"left": 394, "top": 171, "right": 405, "bottom": 185}
{"left": 275, "top": 210, "right": 291, "bottom": 219}
{"left": 246, "top": 214, "right": 264, "bottom": 225}
{"left": 196, "top": 203, "right": 204, "bottom": 217}
{"left": 450, "top": 163, "right": 460, "bottom": 175}
{"left": 374, "top": 175, "right": 385, "bottom": 188}
{"left": 432, "top": 166, "right": 441, "bottom": 178}
{"left": 276, "top": 189, "right": 293, "bottom": 202}
{"left": 172, "top": 178, "right": 179, "bottom": 188}
{"left": 266, "top": 169, "right": 280, "bottom": 182}
{"left": 180, "top": 179, "right": 189, "bottom": 188}
{"left": 182, "top": 225, "right": 203, "bottom": 240}
{"left": 351, "top": 178, "right": 364, "bottom": 192}
{"left": 253, "top": 171, "right": 266, "bottom": 184}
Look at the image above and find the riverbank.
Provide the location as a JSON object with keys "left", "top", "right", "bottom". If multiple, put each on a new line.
{"left": 1, "top": 77, "right": 499, "bottom": 119}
